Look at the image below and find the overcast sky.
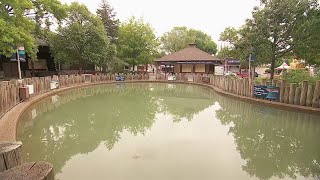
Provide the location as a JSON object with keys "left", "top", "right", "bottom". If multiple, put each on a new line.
{"left": 60, "top": 0, "right": 260, "bottom": 43}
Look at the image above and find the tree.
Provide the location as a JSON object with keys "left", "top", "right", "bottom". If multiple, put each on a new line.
{"left": 161, "top": 26, "right": 217, "bottom": 54}
{"left": 217, "top": 27, "right": 240, "bottom": 59}
{"left": 49, "top": 2, "right": 113, "bottom": 73}
{"left": 293, "top": 6, "right": 320, "bottom": 65}
{"left": 96, "top": 0, "right": 120, "bottom": 43}
{"left": 241, "top": 0, "right": 318, "bottom": 79}
{"left": 117, "top": 17, "right": 159, "bottom": 69}
{"left": 0, "top": 0, "right": 67, "bottom": 60}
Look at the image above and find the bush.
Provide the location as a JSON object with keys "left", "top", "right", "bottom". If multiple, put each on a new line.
{"left": 283, "top": 69, "right": 320, "bottom": 85}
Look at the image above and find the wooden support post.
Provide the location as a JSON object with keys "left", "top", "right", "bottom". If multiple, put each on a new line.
{"left": 0, "top": 162, "right": 54, "bottom": 180}
{"left": 312, "top": 81, "right": 320, "bottom": 108}
{"left": 0, "top": 142, "right": 22, "bottom": 172}
{"left": 306, "top": 84, "right": 314, "bottom": 107}
{"left": 280, "top": 80, "right": 286, "bottom": 103}
{"left": 294, "top": 87, "right": 301, "bottom": 105}
{"left": 284, "top": 86, "right": 290, "bottom": 104}
{"left": 300, "top": 81, "right": 309, "bottom": 106}
{"left": 289, "top": 83, "right": 297, "bottom": 104}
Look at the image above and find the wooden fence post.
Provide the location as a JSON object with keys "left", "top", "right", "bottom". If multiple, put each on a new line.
{"left": 280, "top": 80, "right": 286, "bottom": 103}
{"left": 312, "top": 81, "right": 320, "bottom": 108}
{"left": 0, "top": 142, "right": 22, "bottom": 172}
{"left": 300, "top": 81, "right": 309, "bottom": 106}
{"left": 284, "top": 86, "right": 290, "bottom": 104}
{"left": 294, "top": 87, "right": 301, "bottom": 105}
{"left": 0, "top": 162, "right": 54, "bottom": 180}
{"left": 306, "top": 84, "right": 314, "bottom": 107}
{"left": 289, "top": 83, "right": 297, "bottom": 104}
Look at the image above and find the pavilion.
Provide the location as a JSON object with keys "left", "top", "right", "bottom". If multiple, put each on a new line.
{"left": 155, "top": 43, "right": 223, "bottom": 74}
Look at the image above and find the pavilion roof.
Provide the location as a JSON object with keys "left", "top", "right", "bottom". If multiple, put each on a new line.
{"left": 156, "top": 45, "right": 221, "bottom": 62}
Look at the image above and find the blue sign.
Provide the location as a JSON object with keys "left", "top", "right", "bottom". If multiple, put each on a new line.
{"left": 250, "top": 54, "right": 256, "bottom": 61}
{"left": 254, "top": 85, "right": 280, "bottom": 100}
{"left": 10, "top": 50, "right": 26, "bottom": 62}
{"left": 115, "top": 75, "right": 126, "bottom": 81}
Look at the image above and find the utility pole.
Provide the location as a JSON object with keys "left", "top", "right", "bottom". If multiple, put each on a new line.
{"left": 249, "top": 53, "right": 252, "bottom": 80}
{"left": 17, "top": 48, "right": 22, "bottom": 80}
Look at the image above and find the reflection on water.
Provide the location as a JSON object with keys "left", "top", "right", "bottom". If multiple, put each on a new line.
{"left": 17, "top": 83, "right": 320, "bottom": 180}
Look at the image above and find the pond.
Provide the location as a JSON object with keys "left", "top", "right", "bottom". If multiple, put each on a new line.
{"left": 17, "top": 83, "right": 320, "bottom": 180}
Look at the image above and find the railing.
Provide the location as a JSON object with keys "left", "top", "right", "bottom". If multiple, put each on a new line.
{"left": 0, "top": 73, "right": 319, "bottom": 119}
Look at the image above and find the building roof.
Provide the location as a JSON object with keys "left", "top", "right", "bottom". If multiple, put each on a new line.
{"left": 36, "top": 38, "right": 49, "bottom": 47}
{"left": 156, "top": 45, "right": 221, "bottom": 62}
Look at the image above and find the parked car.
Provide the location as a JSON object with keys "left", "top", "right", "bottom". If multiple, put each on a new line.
{"left": 225, "top": 71, "right": 236, "bottom": 77}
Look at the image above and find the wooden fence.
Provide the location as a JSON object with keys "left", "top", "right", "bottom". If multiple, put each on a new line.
{"left": 0, "top": 73, "right": 151, "bottom": 119}
{"left": 0, "top": 73, "right": 319, "bottom": 119}
{"left": 210, "top": 75, "right": 320, "bottom": 108}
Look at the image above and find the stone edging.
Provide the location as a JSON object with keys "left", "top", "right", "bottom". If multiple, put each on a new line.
{"left": 0, "top": 80, "right": 319, "bottom": 141}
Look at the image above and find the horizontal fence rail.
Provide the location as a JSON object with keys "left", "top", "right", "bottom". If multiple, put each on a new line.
{"left": 0, "top": 73, "right": 319, "bottom": 119}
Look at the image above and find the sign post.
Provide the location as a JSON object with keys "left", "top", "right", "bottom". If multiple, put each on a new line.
{"left": 249, "top": 53, "right": 252, "bottom": 80}
{"left": 17, "top": 48, "right": 22, "bottom": 79}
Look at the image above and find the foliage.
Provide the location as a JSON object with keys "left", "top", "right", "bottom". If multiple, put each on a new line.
{"left": 161, "top": 26, "right": 217, "bottom": 54}
{"left": 219, "top": 0, "right": 319, "bottom": 80}
{"left": 0, "top": 0, "right": 67, "bottom": 60}
{"left": 219, "top": 27, "right": 239, "bottom": 45}
{"left": 96, "top": 0, "right": 119, "bottom": 43}
{"left": 293, "top": 7, "right": 320, "bottom": 65}
{"left": 117, "top": 17, "right": 159, "bottom": 67}
{"left": 282, "top": 69, "right": 320, "bottom": 85}
{"left": 49, "top": 2, "right": 114, "bottom": 71}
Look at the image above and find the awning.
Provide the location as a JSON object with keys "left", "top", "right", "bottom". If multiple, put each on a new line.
{"left": 276, "top": 63, "right": 290, "bottom": 70}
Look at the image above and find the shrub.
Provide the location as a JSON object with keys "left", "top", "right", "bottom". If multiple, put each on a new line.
{"left": 283, "top": 69, "right": 320, "bottom": 85}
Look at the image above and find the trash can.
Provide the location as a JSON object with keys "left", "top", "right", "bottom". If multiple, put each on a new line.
{"left": 19, "top": 87, "right": 30, "bottom": 101}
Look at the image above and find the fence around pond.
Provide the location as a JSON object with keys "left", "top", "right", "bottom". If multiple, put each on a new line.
{"left": 0, "top": 73, "right": 319, "bottom": 119}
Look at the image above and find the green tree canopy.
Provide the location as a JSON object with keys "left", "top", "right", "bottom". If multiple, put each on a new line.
{"left": 117, "top": 17, "right": 159, "bottom": 67}
{"left": 218, "top": 0, "right": 319, "bottom": 79}
{"left": 293, "top": 5, "right": 320, "bottom": 65}
{"left": 96, "top": 0, "right": 120, "bottom": 43}
{"left": 49, "top": 2, "right": 114, "bottom": 72}
{"left": 161, "top": 26, "right": 217, "bottom": 55}
{"left": 0, "top": 0, "right": 66, "bottom": 60}
{"left": 217, "top": 27, "right": 240, "bottom": 59}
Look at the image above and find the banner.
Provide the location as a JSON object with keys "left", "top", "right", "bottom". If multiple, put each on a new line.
{"left": 254, "top": 85, "right": 280, "bottom": 100}
{"left": 214, "top": 66, "right": 224, "bottom": 75}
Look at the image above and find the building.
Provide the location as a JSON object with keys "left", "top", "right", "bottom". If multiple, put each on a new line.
{"left": 155, "top": 43, "right": 223, "bottom": 74}
{"left": 0, "top": 39, "right": 55, "bottom": 79}
{"left": 0, "top": 39, "right": 95, "bottom": 79}
{"left": 224, "top": 59, "right": 241, "bottom": 73}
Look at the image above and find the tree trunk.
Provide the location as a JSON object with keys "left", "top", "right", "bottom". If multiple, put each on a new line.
{"left": 31, "top": 60, "right": 35, "bottom": 77}
{"left": 79, "top": 67, "right": 82, "bottom": 74}
{"left": 102, "top": 65, "right": 107, "bottom": 74}
{"left": 270, "top": 54, "right": 276, "bottom": 80}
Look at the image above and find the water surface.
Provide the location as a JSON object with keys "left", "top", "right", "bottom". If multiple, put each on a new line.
{"left": 17, "top": 83, "right": 320, "bottom": 180}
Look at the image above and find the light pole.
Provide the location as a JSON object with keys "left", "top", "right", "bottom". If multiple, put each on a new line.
{"left": 17, "top": 48, "right": 22, "bottom": 80}
{"left": 249, "top": 53, "right": 252, "bottom": 80}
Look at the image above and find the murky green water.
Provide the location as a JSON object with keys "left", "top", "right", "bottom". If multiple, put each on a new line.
{"left": 17, "top": 83, "right": 320, "bottom": 180}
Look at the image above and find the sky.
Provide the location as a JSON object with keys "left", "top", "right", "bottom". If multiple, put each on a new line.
{"left": 60, "top": 0, "right": 260, "bottom": 43}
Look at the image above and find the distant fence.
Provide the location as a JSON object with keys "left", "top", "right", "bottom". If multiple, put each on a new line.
{"left": 0, "top": 74, "right": 149, "bottom": 119}
{"left": 0, "top": 73, "right": 319, "bottom": 119}
{"left": 209, "top": 76, "right": 320, "bottom": 108}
